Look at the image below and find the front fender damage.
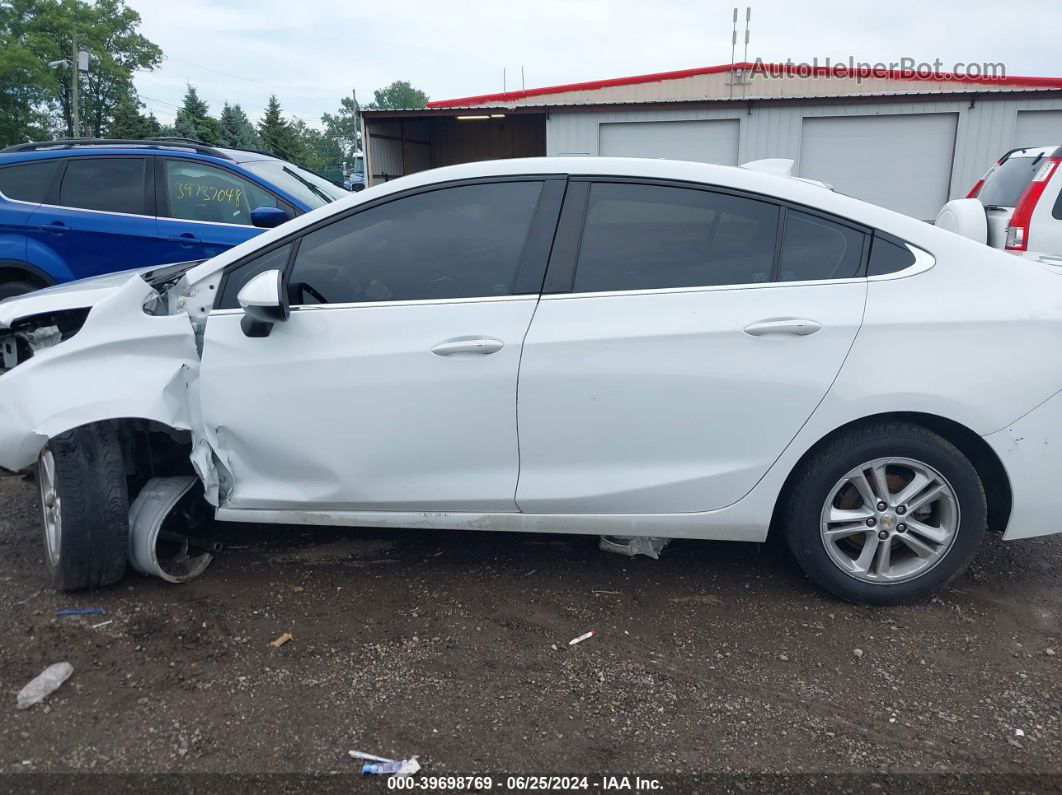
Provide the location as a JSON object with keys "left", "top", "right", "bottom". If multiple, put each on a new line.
{"left": 0, "top": 276, "right": 228, "bottom": 508}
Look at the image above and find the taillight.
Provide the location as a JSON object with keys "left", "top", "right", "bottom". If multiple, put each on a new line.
{"left": 966, "top": 178, "right": 985, "bottom": 198}
{"left": 1005, "top": 157, "right": 1061, "bottom": 252}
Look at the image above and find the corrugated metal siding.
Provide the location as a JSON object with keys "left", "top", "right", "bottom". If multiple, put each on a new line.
{"left": 547, "top": 95, "right": 1062, "bottom": 204}
{"left": 484, "top": 72, "right": 1040, "bottom": 108}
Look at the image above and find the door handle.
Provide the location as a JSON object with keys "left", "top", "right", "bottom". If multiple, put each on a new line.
{"left": 431, "top": 337, "right": 504, "bottom": 356}
{"left": 167, "top": 233, "right": 200, "bottom": 246}
{"left": 744, "top": 318, "right": 822, "bottom": 336}
{"left": 37, "top": 221, "right": 69, "bottom": 234}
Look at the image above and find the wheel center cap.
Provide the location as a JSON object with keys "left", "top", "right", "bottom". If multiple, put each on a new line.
{"left": 880, "top": 512, "right": 896, "bottom": 528}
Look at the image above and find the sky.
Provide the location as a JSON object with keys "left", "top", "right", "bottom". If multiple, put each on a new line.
{"left": 129, "top": 0, "right": 1062, "bottom": 128}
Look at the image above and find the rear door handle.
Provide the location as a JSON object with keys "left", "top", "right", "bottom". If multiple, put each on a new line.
{"left": 432, "top": 337, "right": 504, "bottom": 356}
{"left": 37, "top": 221, "right": 69, "bottom": 234}
{"left": 744, "top": 318, "right": 822, "bottom": 336}
{"left": 167, "top": 233, "right": 200, "bottom": 246}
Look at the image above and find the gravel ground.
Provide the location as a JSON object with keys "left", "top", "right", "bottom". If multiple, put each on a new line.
{"left": 0, "top": 469, "right": 1060, "bottom": 789}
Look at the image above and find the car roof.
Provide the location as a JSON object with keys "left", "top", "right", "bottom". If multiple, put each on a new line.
{"left": 1000, "top": 145, "right": 1062, "bottom": 160}
{"left": 0, "top": 140, "right": 280, "bottom": 166}
{"left": 185, "top": 154, "right": 964, "bottom": 287}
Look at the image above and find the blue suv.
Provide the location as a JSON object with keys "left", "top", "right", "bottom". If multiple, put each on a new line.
{"left": 0, "top": 138, "right": 348, "bottom": 299}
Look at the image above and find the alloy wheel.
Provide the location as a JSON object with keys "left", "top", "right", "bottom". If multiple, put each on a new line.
{"left": 819, "top": 457, "right": 959, "bottom": 584}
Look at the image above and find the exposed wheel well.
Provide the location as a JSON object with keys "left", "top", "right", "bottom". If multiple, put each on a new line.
{"left": 771, "top": 412, "right": 1012, "bottom": 537}
{"left": 105, "top": 419, "right": 195, "bottom": 504}
{"left": 0, "top": 262, "right": 53, "bottom": 290}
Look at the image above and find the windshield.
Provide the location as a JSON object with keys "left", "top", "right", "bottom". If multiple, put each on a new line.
{"left": 241, "top": 160, "right": 348, "bottom": 209}
{"left": 977, "top": 155, "right": 1043, "bottom": 208}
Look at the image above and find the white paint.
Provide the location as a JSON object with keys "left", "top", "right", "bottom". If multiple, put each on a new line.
{"left": 3, "top": 156, "right": 1062, "bottom": 547}
{"left": 198, "top": 298, "right": 538, "bottom": 511}
{"left": 514, "top": 282, "right": 866, "bottom": 513}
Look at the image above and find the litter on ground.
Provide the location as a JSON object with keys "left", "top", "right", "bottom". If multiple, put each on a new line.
{"left": 599, "top": 536, "right": 670, "bottom": 559}
{"left": 348, "top": 750, "right": 421, "bottom": 777}
{"left": 17, "top": 662, "right": 73, "bottom": 710}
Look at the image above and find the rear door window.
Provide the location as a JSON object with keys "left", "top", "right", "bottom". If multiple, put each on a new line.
{"left": 59, "top": 157, "right": 148, "bottom": 215}
{"left": 572, "top": 182, "right": 779, "bottom": 292}
{"left": 0, "top": 160, "right": 61, "bottom": 203}
{"left": 161, "top": 159, "right": 282, "bottom": 226}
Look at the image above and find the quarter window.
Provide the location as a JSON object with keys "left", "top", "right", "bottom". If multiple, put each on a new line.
{"left": 778, "top": 210, "right": 865, "bottom": 282}
{"left": 572, "top": 183, "right": 779, "bottom": 292}
{"left": 0, "top": 160, "right": 61, "bottom": 203}
{"left": 286, "top": 181, "right": 543, "bottom": 305}
{"left": 59, "top": 158, "right": 147, "bottom": 215}
{"left": 163, "top": 160, "right": 280, "bottom": 226}
{"left": 867, "top": 235, "right": 917, "bottom": 276}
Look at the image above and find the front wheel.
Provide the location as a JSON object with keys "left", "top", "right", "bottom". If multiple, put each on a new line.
{"left": 782, "top": 422, "right": 986, "bottom": 605}
{"left": 38, "top": 425, "right": 130, "bottom": 591}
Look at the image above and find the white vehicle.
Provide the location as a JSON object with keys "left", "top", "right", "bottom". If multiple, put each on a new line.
{"left": 2, "top": 157, "right": 1061, "bottom": 605}
{"left": 937, "top": 145, "right": 1062, "bottom": 259}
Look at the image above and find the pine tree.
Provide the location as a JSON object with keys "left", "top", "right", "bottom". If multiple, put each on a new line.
{"left": 173, "top": 83, "right": 222, "bottom": 144}
{"left": 218, "top": 102, "right": 261, "bottom": 150}
{"left": 257, "top": 94, "right": 301, "bottom": 162}
{"left": 106, "top": 93, "right": 161, "bottom": 139}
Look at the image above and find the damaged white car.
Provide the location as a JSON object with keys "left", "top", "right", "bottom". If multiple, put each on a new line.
{"left": 3, "top": 157, "right": 1062, "bottom": 605}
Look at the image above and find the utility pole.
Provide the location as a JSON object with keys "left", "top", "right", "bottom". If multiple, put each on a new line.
{"left": 70, "top": 33, "right": 79, "bottom": 138}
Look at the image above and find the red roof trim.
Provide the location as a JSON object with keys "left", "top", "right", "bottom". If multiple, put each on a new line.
{"left": 427, "top": 62, "right": 1062, "bottom": 108}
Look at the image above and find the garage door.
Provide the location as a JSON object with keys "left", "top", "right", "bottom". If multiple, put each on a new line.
{"left": 799, "top": 114, "right": 958, "bottom": 220}
{"left": 1014, "top": 110, "right": 1062, "bottom": 149}
{"left": 599, "top": 119, "right": 740, "bottom": 165}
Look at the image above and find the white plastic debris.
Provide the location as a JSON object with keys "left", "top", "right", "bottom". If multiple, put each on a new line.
{"left": 599, "top": 536, "right": 670, "bottom": 559}
{"left": 1015, "top": 729, "right": 1025, "bottom": 737}
{"left": 569, "top": 631, "right": 595, "bottom": 646}
{"left": 17, "top": 662, "right": 73, "bottom": 710}
{"left": 349, "top": 750, "right": 421, "bottom": 777}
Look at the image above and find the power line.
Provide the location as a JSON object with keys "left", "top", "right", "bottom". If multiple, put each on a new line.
{"left": 163, "top": 54, "right": 272, "bottom": 86}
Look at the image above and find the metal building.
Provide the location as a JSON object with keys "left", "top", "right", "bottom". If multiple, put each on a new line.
{"left": 362, "top": 62, "right": 1062, "bottom": 220}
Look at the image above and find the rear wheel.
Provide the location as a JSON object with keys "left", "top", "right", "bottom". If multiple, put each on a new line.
{"left": 38, "top": 425, "right": 130, "bottom": 591}
{"left": 782, "top": 422, "right": 985, "bottom": 605}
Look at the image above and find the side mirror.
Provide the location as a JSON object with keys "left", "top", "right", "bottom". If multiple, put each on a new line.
{"left": 935, "top": 199, "right": 988, "bottom": 245}
{"left": 237, "top": 269, "right": 289, "bottom": 337}
{"left": 251, "top": 206, "right": 292, "bottom": 229}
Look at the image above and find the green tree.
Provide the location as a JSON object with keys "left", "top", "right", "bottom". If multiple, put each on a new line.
{"left": 0, "top": 0, "right": 65, "bottom": 145}
{"left": 77, "top": 0, "right": 161, "bottom": 137}
{"left": 173, "top": 83, "right": 221, "bottom": 143}
{"left": 0, "top": 0, "right": 162, "bottom": 144}
{"left": 291, "top": 118, "right": 343, "bottom": 176}
{"left": 218, "top": 102, "right": 260, "bottom": 150}
{"left": 321, "top": 94, "right": 361, "bottom": 159}
{"left": 257, "top": 94, "right": 301, "bottom": 162}
{"left": 365, "top": 80, "right": 428, "bottom": 110}
{"left": 105, "top": 91, "right": 160, "bottom": 138}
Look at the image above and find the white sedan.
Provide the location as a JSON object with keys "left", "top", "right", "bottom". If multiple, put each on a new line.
{"left": 2, "top": 157, "right": 1061, "bottom": 605}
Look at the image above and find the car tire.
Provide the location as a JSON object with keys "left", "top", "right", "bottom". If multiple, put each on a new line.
{"left": 782, "top": 422, "right": 985, "bottom": 605}
{"left": 0, "top": 279, "right": 41, "bottom": 301}
{"left": 38, "top": 425, "right": 130, "bottom": 591}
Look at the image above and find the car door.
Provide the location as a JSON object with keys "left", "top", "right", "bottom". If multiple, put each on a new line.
{"left": 515, "top": 179, "right": 869, "bottom": 514}
{"left": 26, "top": 156, "right": 158, "bottom": 279}
{"left": 198, "top": 177, "right": 565, "bottom": 512}
{"left": 155, "top": 157, "right": 294, "bottom": 263}
{"left": 0, "top": 159, "right": 64, "bottom": 275}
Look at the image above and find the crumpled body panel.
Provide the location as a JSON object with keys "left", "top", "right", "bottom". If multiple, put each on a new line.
{"left": 0, "top": 276, "right": 201, "bottom": 472}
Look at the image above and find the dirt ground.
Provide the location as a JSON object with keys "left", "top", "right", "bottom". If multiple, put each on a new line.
{"left": 1, "top": 469, "right": 1060, "bottom": 790}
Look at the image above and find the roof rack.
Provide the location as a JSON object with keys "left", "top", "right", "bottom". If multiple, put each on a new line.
{"left": 1, "top": 138, "right": 235, "bottom": 160}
